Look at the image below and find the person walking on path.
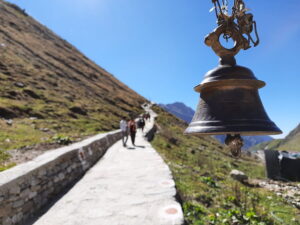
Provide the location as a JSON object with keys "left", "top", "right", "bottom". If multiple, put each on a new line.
{"left": 143, "top": 113, "right": 147, "bottom": 122}
{"left": 128, "top": 118, "right": 137, "bottom": 146}
{"left": 144, "top": 112, "right": 150, "bottom": 121}
{"left": 138, "top": 117, "right": 145, "bottom": 132}
{"left": 120, "top": 117, "right": 128, "bottom": 147}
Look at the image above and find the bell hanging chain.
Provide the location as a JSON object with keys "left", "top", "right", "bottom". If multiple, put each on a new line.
{"left": 206, "top": 0, "right": 260, "bottom": 58}
{"left": 208, "top": 0, "right": 258, "bottom": 157}
{"left": 185, "top": 0, "right": 282, "bottom": 158}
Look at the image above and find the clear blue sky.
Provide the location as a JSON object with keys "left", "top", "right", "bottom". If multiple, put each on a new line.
{"left": 6, "top": 0, "right": 300, "bottom": 138}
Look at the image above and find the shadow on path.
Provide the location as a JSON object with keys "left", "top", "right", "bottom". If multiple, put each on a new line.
{"left": 23, "top": 178, "right": 82, "bottom": 225}
{"left": 126, "top": 145, "right": 145, "bottom": 150}
{"left": 134, "top": 145, "right": 145, "bottom": 148}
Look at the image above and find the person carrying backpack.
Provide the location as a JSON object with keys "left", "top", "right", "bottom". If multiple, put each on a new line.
{"left": 128, "top": 118, "right": 137, "bottom": 146}
{"left": 138, "top": 117, "right": 145, "bottom": 132}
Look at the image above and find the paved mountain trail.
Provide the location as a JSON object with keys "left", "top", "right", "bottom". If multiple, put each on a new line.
{"left": 30, "top": 106, "right": 183, "bottom": 225}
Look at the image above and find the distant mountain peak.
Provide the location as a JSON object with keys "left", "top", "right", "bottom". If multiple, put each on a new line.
{"left": 165, "top": 102, "right": 186, "bottom": 107}
{"left": 159, "top": 102, "right": 194, "bottom": 123}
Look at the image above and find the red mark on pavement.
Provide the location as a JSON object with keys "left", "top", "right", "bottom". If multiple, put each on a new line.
{"left": 165, "top": 208, "right": 178, "bottom": 215}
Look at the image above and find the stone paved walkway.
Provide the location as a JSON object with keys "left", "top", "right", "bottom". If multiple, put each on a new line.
{"left": 32, "top": 107, "right": 183, "bottom": 225}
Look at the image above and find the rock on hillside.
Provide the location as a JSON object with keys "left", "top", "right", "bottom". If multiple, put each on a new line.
{"left": 0, "top": 1, "right": 145, "bottom": 152}
{"left": 160, "top": 102, "right": 273, "bottom": 149}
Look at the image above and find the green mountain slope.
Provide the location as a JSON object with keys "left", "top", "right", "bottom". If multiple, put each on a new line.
{"left": 277, "top": 124, "right": 300, "bottom": 151}
{"left": 0, "top": 0, "right": 146, "bottom": 171}
{"left": 251, "top": 124, "right": 300, "bottom": 151}
{"left": 0, "top": 0, "right": 145, "bottom": 166}
{"left": 151, "top": 105, "right": 300, "bottom": 224}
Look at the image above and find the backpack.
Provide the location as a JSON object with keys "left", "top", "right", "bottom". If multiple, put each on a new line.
{"left": 138, "top": 118, "right": 144, "bottom": 127}
{"left": 140, "top": 118, "right": 145, "bottom": 126}
{"left": 129, "top": 121, "right": 136, "bottom": 133}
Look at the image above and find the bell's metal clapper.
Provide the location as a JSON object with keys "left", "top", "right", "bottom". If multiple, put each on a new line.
{"left": 185, "top": 0, "right": 282, "bottom": 157}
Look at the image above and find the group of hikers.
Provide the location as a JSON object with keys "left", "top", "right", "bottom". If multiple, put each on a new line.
{"left": 119, "top": 113, "right": 151, "bottom": 147}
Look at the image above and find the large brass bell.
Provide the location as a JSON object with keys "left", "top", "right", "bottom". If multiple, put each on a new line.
{"left": 186, "top": 57, "right": 281, "bottom": 136}
{"left": 185, "top": 0, "right": 282, "bottom": 156}
{"left": 185, "top": 57, "right": 282, "bottom": 156}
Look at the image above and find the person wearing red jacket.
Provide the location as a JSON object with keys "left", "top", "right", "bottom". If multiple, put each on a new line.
{"left": 128, "top": 119, "right": 137, "bottom": 146}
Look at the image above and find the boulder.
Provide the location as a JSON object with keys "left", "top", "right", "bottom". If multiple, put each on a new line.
{"left": 230, "top": 169, "right": 248, "bottom": 182}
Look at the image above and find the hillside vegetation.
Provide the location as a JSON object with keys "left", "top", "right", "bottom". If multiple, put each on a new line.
{"left": 151, "top": 105, "right": 300, "bottom": 224}
{"left": 0, "top": 0, "right": 145, "bottom": 168}
{"left": 251, "top": 124, "right": 300, "bottom": 152}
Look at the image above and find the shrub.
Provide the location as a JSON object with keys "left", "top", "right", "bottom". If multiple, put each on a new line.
{"left": 52, "top": 134, "right": 72, "bottom": 145}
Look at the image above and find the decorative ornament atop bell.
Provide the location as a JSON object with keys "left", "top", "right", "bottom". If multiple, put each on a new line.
{"left": 185, "top": 0, "right": 282, "bottom": 157}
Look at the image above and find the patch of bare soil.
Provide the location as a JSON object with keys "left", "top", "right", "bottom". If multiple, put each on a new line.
{"left": 6, "top": 143, "right": 63, "bottom": 165}
{"left": 3, "top": 133, "right": 93, "bottom": 166}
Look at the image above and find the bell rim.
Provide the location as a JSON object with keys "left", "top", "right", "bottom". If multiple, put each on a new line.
{"left": 194, "top": 79, "right": 265, "bottom": 93}
{"left": 185, "top": 123, "right": 282, "bottom": 136}
{"left": 185, "top": 119, "right": 282, "bottom": 135}
{"left": 184, "top": 130, "right": 282, "bottom": 136}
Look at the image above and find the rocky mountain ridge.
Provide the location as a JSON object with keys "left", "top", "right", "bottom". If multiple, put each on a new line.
{"left": 159, "top": 102, "right": 194, "bottom": 123}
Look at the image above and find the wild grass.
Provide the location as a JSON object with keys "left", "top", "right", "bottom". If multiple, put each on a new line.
{"left": 0, "top": 0, "right": 146, "bottom": 170}
{"left": 0, "top": 119, "right": 47, "bottom": 150}
{"left": 151, "top": 105, "right": 300, "bottom": 224}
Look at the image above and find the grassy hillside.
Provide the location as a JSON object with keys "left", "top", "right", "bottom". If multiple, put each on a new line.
{"left": 276, "top": 124, "right": 300, "bottom": 151}
{"left": 151, "top": 105, "right": 300, "bottom": 224}
{"left": 251, "top": 124, "right": 300, "bottom": 151}
{"left": 0, "top": 1, "right": 145, "bottom": 168}
{"left": 250, "top": 139, "right": 282, "bottom": 151}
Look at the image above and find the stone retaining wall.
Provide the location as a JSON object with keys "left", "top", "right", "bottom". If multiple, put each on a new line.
{"left": 145, "top": 124, "right": 157, "bottom": 142}
{"left": 0, "top": 130, "right": 122, "bottom": 225}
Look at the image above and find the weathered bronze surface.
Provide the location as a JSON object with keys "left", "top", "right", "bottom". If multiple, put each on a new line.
{"left": 186, "top": 0, "right": 282, "bottom": 156}
{"left": 185, "top": 58, "right": 281, "bottom": 136}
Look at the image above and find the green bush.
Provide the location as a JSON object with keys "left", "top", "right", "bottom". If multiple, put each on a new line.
{"left": 0, "top": 150, "right": 10, "bottom": 163}
{"left": 208, "top": 209, "right": 273, "bottom": 225}
{"left": 200, "top": 176, "right": 219, "bottom": 188}
{"left": 183, "top": 202, "right": 206, "bottom": 224}
{"left": 52, "top": 134, "right": 72, "bottom": 145}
